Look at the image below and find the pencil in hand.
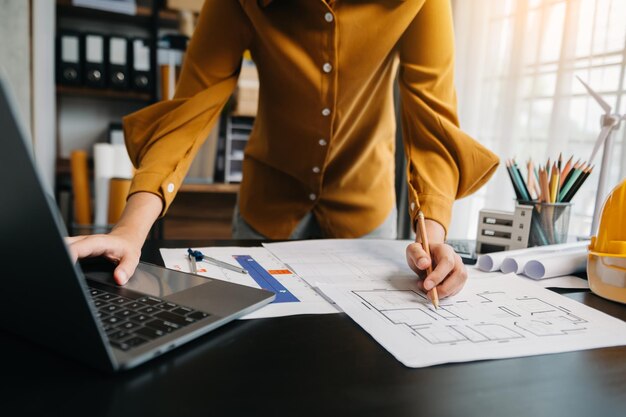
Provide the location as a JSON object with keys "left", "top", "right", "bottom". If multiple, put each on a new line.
{"left": 416, "top": 211, "right": 439, "bottom": 309}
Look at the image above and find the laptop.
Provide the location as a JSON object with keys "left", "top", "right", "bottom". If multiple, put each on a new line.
{"left": 0, "top": 76, "right": 275, "bottom": 372}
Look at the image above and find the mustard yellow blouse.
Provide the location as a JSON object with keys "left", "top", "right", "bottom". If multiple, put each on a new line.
{"left": 123, "top": 0, "right": 499, "bottom": 238}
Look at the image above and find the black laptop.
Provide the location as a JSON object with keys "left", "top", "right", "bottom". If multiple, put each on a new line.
{"left": 0, "top": 76, "right": 274, "bottom": 372}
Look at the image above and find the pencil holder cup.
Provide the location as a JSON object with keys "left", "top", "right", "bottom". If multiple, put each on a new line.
{"left": 526, "top": 202, "right": 572, "bottom": 246}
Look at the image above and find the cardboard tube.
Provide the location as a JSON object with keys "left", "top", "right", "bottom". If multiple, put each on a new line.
{"left": 107, "top": 178, "right": 131, "bottom": 225}
{"left": 70, "top": 150, "right": 92, "bottom": 226}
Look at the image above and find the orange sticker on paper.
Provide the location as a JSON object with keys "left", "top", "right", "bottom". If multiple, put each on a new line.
{"left": 268, "top": 269, "right": 292, "bottom": 275}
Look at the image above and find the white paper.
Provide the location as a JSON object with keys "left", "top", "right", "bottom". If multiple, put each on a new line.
{"left": 264, "top": 239, "right": 417, "bottom": 287}
{"left": 266, "top": 239, "right": 588, "bottom": 290}
{"left": 160, "top": 247, "right": 338, "bottom": 319}
{"left": 524, "top": 249, "right": 588, "bottom": 280}
{"left": 533, "top": 275, "right": 589, "bottom": 289}
{"left": 477, "top": 241, "right": 589, "bottom": 272}
{"left": 318, "top": 274, "right": 626, "bottom": 368}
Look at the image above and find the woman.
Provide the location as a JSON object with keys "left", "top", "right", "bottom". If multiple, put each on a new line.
{"left": 69, "top": 0, "right": 499, "bottom": 301}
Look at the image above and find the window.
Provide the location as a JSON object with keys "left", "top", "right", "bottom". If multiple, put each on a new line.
{"left": 451, "top": 0, "right": 626, "bottom": 239}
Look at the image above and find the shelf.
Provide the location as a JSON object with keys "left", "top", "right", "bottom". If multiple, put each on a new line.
{"left": 57, "top": 157, "right": 239, "bottom": 194}
{"left": 56, "top": 0, "right": 179, "bottom": 27}
{"left": 179, "top": 183, "right": 240, "bottom": 194}
{"left": 56, "top": 85, "right": 153, "bottom": 102}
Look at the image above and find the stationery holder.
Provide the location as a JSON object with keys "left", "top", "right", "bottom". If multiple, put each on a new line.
{"left": 521, "top": 201, "right": 572, "bottom": 247}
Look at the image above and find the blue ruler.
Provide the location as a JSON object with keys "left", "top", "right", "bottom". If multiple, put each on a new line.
{"left": 233, "top": 255, "right": 299, "bottom": 303}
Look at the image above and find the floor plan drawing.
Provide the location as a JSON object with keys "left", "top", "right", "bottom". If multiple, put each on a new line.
{"left": 318, "top": 274, "right": 626, "bottom": 368}
{"left": 353, "top": 288, "right": 588, "bottom": 346}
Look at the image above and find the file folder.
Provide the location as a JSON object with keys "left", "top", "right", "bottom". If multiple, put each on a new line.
{"left": 56, "top": 31, "right": 82, "bottom": 86}
{"left": 83, "top": 33, "right": 107, "bottom": 88}
{"left": 131, "top": 38, "right": 152, "bottom": 92}
{"left": 108, "top": 36, "right": 130, "bottom": 90}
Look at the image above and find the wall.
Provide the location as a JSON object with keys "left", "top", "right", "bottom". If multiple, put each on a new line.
{"left": 32, "top": 0, "right": 57, "bottom": 193}
{"left": 0, "top": 0, "right": 31, "bottom": 133}
{"left": 0, "top": 0, "right": 57, "bottom": 193}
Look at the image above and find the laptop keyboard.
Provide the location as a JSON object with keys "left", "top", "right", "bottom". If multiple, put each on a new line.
{"left": 88, "top": 283, "right": 211, "bottom": 352}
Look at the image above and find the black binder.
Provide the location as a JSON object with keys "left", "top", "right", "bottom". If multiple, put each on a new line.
{"left": 56, "top": 31, "right": 82, "bottom": 86}
{"left": 83, "top": 33, "right": 107, "bottom": 88}
{"left": 108, "top": 36, "right": 130, "bottom": 89}
{"left": 131, "top": 38, "right": 152, "bottom": 92}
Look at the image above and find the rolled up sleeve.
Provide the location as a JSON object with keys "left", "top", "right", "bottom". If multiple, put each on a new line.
{"left": 123, "top": 0, "right": 252, "bottom": 215}
{"left": 398, "top": 0, "right": 499, "bottom": 234}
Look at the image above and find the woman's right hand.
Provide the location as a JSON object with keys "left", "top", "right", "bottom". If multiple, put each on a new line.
{"left": 67, "top": 192, "right": 164, "bottom": 286}
{"left": 67, "top": 227, "right": 144, "bottom": 285}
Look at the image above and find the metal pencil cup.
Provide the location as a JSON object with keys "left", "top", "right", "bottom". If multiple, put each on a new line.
{"left": 527, "top": 202, "right": 572, "bottom": 246}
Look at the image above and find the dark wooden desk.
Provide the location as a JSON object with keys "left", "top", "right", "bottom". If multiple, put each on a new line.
{"left": 2, "top": 240, "right": 625, "bottom": 417}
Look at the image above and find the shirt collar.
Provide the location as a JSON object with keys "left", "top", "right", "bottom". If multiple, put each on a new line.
{"left": 259, "top": 0, "right": 406, "bottom": 7}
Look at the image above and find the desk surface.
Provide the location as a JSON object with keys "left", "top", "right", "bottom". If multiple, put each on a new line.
{"left": 2, "top": 240, "right": 625, "bottom": 417}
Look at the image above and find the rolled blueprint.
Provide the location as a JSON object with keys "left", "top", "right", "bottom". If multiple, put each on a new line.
{"left": 523, "top": 248, "right": 588, "bottom": 280}
{"left": 477, "top": 241, "right": 589, "bottom": 272}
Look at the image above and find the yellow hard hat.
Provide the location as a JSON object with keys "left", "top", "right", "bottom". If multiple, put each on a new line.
{"left": 587, "top": 178, "right": 626, "bottom": 303}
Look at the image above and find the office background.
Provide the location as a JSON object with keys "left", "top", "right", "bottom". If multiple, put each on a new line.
{"left": 1, "top": 0, "right": 625, "bottom": 240}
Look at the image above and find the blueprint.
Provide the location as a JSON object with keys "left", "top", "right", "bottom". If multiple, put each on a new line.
{"left": 318, "top": 274, "right": 626, "bottom": 367}
{"left": 264, "top": 239, "right": 588, "bottom": 289}
{"left": 160, "top": 247, "right": 338, "bottom": 319}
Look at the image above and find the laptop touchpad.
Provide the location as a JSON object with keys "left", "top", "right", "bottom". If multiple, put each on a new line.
{"left": 83, "top": 260, "right": 210, "bottom": 298}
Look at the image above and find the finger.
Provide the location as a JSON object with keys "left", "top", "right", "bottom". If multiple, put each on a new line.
{"left": 114, "top": 253, "right": 140, "bottom": 286}
{"left": 436, "top": 257, "right": 467, "bottom": 299}
{"left": 71, "top": 235, "right": 127, "bottom": 263}
{"left": 423, "top": 247, "right": 455, "bottom": 291}
{"left": 66, "top": 235, "right": 88, "bottom": 245}
{"left": 406, "top": 243, "right": 432, "bottom": 273}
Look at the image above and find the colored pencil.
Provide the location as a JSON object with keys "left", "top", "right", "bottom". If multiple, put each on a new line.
{"left": 511, "top": 159, "right": 532, "bottom": 201}
{"left": 505, "top": 160, "right": 523, "bottom": 200}
{"left": 563, "top": 165, "right": 593, "bottom": 203}
{"left": 506, "top": 155, "right": 590, "bottom": 204}
{"left": 559, "top": 155, "right": 574, "bottom": 187}
{"left": 558, "top": 163, "right": 584, "bottom": 202}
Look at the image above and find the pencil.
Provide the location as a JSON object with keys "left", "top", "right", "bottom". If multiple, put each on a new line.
{"left": 559, "top": 155, "right": 574, "bottom": 187}
{"left": 558, "top": 163, "right": 585, "bottom": 202}
{"left": 561, "top": 159, "right": 581, "bottom": 188}
{"left": 513, "top": 159, "right": 532, "bottom": 201}
{"left": 539, "top": 168, "right": 550, "bottom": 203}
{"left": 549, "top": 163, "right": 558, "bottom": 203}
{"left": 417, "top": 211, "right": 439, "bottom": 309}
{"left": 505, "top": 160, "right": 523, "bottom": 200}
{"left": 527, "top": 159, "right": 537, "bottom": 200}
{"left": 563, "top": 165, "right": 592, "bottom": 202}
